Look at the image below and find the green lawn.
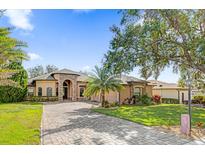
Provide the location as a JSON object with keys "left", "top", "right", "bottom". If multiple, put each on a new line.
{"left": 92, "top": 104, "right": 205, "bottom": 127}
{"left": 0, "top": 102, "right": 43, "bottom": 145}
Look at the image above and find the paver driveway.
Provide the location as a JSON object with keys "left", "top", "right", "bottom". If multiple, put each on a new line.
{"left": 41, "top": 102, "right": 195, "bottom": 145}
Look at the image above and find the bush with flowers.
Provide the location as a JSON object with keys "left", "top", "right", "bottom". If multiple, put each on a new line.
{"left": 152, "top": 95, "right": 161, "bottom": 104}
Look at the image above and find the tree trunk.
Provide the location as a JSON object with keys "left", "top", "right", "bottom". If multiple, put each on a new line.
{"left": 101, "top": 90, "right": 105, "bottom": 107}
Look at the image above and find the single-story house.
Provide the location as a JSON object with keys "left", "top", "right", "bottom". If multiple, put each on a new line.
{"left": 148, "top": 80, "right": 188, "bottom": 103}
{"left": 28, "top": 68, "right": 154, "bottom": 103}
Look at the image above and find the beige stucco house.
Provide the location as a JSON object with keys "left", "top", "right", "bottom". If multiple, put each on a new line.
{"left": 28, "top": 68, "right": 153, "bottom": 103}
{"left": 148, "top": 80, "right": 188, "bottom": 103}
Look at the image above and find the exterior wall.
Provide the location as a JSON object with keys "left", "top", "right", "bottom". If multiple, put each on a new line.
{"left": 35, "top": 80, "right": 56, "bottom": 96}
{"left": 90, "top": 91, "right": 119, "bottom": 102}
{"left": 153, "top": 89, "right": 179, "bottom": 99}
{"left": 119, "top": 84, "right": 153, "bottom": 103}
{"left": 77, "top": 82, "right": 87, "bottom": 100}
{"left": 105, "top": 91, "right": 119, "bottom": 102}
{"left": 153, "top": 89, "right": 188, "bottom": 103}
{"left": 179, "top": 90, "right": 188, "bottom": 103}
{"left": 145, "top": 85, "right": 153, "bottom": 97}
{"left": 120, "top": 85, "right": 131, "bottom": 103}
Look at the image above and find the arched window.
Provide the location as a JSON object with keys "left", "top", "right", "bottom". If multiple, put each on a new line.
{"left": 47, "top": 87, "right": 52, "bottom": 97}
{"left": 38, "top": 87, "right": 42, "bottom": 96}
{"left": 134, "top": 87, "right": 141, "bottom": 96}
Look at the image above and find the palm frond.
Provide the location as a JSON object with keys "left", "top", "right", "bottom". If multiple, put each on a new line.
{"left": 84, "top": 66, "right": 123, "bottom": 99}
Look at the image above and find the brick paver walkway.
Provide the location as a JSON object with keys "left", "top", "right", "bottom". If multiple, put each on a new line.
{"left": 41, "top": 102, "right": 196, "bottom": 145}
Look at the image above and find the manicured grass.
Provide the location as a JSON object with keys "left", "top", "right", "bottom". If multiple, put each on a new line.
{"left": 0, "top": 102, "right": 43, "bottom": 145}
{"left": 92, "top": 104, "right": 205, "bottom": 127}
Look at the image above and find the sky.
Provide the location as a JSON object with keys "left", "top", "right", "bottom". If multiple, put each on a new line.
{"left": 0, "top": 9, "right": 179, "bottom": 83}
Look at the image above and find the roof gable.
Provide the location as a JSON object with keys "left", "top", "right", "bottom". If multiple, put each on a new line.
{"left": 28, "top": 69, "right": 149, "bottom": 85}
{"left": 51, "top": 69, "right": 80, "bottom": 75}
{"left": 28, "top": 73, "right": 55, "bottom": 84}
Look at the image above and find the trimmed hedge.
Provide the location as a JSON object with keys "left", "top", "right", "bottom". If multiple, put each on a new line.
{"left": 0, "top": 86, "right": 27, "bottom": 103}
{"left": 161, "top": 98, "right": 179, "bottom": 104}
{"left": 25, "top": 96, "right": 58, "bottom": 102}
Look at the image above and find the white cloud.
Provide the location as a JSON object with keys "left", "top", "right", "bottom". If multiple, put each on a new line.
{"left": 28, "top": 52, "right": 42, "bottom": 61}
{"left": 5, "top": 10, "right": 33, "bottom": 31}
{"left": 82, "top": 65, "right": 91, "bottom": 72}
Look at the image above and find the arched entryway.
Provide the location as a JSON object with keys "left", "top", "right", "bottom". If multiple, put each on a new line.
{"left": 63, "top": 80, "right": 72, "bottom": 100}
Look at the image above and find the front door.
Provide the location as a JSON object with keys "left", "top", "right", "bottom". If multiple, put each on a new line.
{"left": 63, "top": 87, "right": 68, "bottom": 99}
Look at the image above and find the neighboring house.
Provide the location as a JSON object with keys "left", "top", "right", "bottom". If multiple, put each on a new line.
{"left": 148, "top": 80, "right": 188, "bottom": 103}
{"left": 28, "top": 68, "right": 153, "bottom": 103}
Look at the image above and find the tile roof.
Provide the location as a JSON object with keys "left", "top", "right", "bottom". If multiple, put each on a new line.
{"left": 28, "top": 69, "right": 149, "bottom": 85}
{"left": 120, "top": 75, "right": 148, "bottom": 84}
{"left": 28, "top": 73, "right": 56, "bottom": 84}
{"left": 52, "top": 68, "right": 80, "bottom": 75}
{"left": 148, "top": 80, "right": 188, "bottom": 89}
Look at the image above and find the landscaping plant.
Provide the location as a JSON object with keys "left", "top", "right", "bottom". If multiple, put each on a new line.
{"left": 192, "top": 95, "right": 205, "bottom": 105}
{"left": 83, "top": 66, "right": 123, "bottom": 107}
{"left": 161, "top": 98, "right": 179, "bottom": 104}
{"left": 152, "top": 95, "right": 161, "bottom": 104}
{"left": 139, "top": 94, "right": 152, "bottom": 105}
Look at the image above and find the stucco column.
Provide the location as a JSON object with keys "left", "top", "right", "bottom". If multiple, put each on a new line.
{"left": 72, "top": 80, "right": 77, "bottom": 101}
{"left": 58, "top": 81, "right": 63, "bottom": 101}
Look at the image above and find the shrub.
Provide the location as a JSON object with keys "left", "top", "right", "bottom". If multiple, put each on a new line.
{"left": 161, "top": 98, "right": 179, "bottom": 104}
{"left": 152, "top": 95, "right": 161, "bottom": 104}
{"left": 192, "top": 95, "right": 205, "bottom": 105}
{"left": 25, "top": 96, "right": 58, "bottom": 102}
{"left": 104, "top": 101, "right": 110, "bottom": 108}
{"left": 0, "top": 86, "right": 27, "bottom": 103}
{"left": 110, "top": 102, "right": 118, "bottom": 107}
{"left": 139, "top": 94, "right": 152, "bottom": 105}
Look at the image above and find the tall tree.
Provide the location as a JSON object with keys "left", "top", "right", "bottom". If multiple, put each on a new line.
{"left": 28, "top": 64, "right": 59, "bottom": 78}
{"left": 84, "top": 66, "right": 123, "bottom": 107}
{"left": 28, "top": 65, "right": 44, "bottom": 78}
{"left": 7, "top": 61, "right": 28, "bottom": 88}
{"left": 104, "top": 10, "right": 205, "bottom": 84}
{"left": 45, "top": 65, "right": 58, "bottom": 74}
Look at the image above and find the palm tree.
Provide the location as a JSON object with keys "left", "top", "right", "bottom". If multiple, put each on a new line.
{"left": 0, "top": 27, "right": 28, "bottom": 64}
{"left": 0, "top": 26, "right": 28, "bottom": 86}
{"left": 84, "top": 66, "right": 123, "bottom": 107}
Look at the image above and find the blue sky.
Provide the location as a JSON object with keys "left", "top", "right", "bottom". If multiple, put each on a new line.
{"left": 0, "top": 9, "right": 179, "bottom": 83}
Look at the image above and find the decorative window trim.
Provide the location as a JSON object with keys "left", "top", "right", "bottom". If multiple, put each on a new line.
{"left": 133, "top": 87, "right": 142, "bottom": 96}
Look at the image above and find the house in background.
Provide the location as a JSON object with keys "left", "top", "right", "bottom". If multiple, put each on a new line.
{"left": 28, "top": 68, "right": 154, "bottom": 103}
{"left": 148, "top": 80, "right": 188, "bottom": 103}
